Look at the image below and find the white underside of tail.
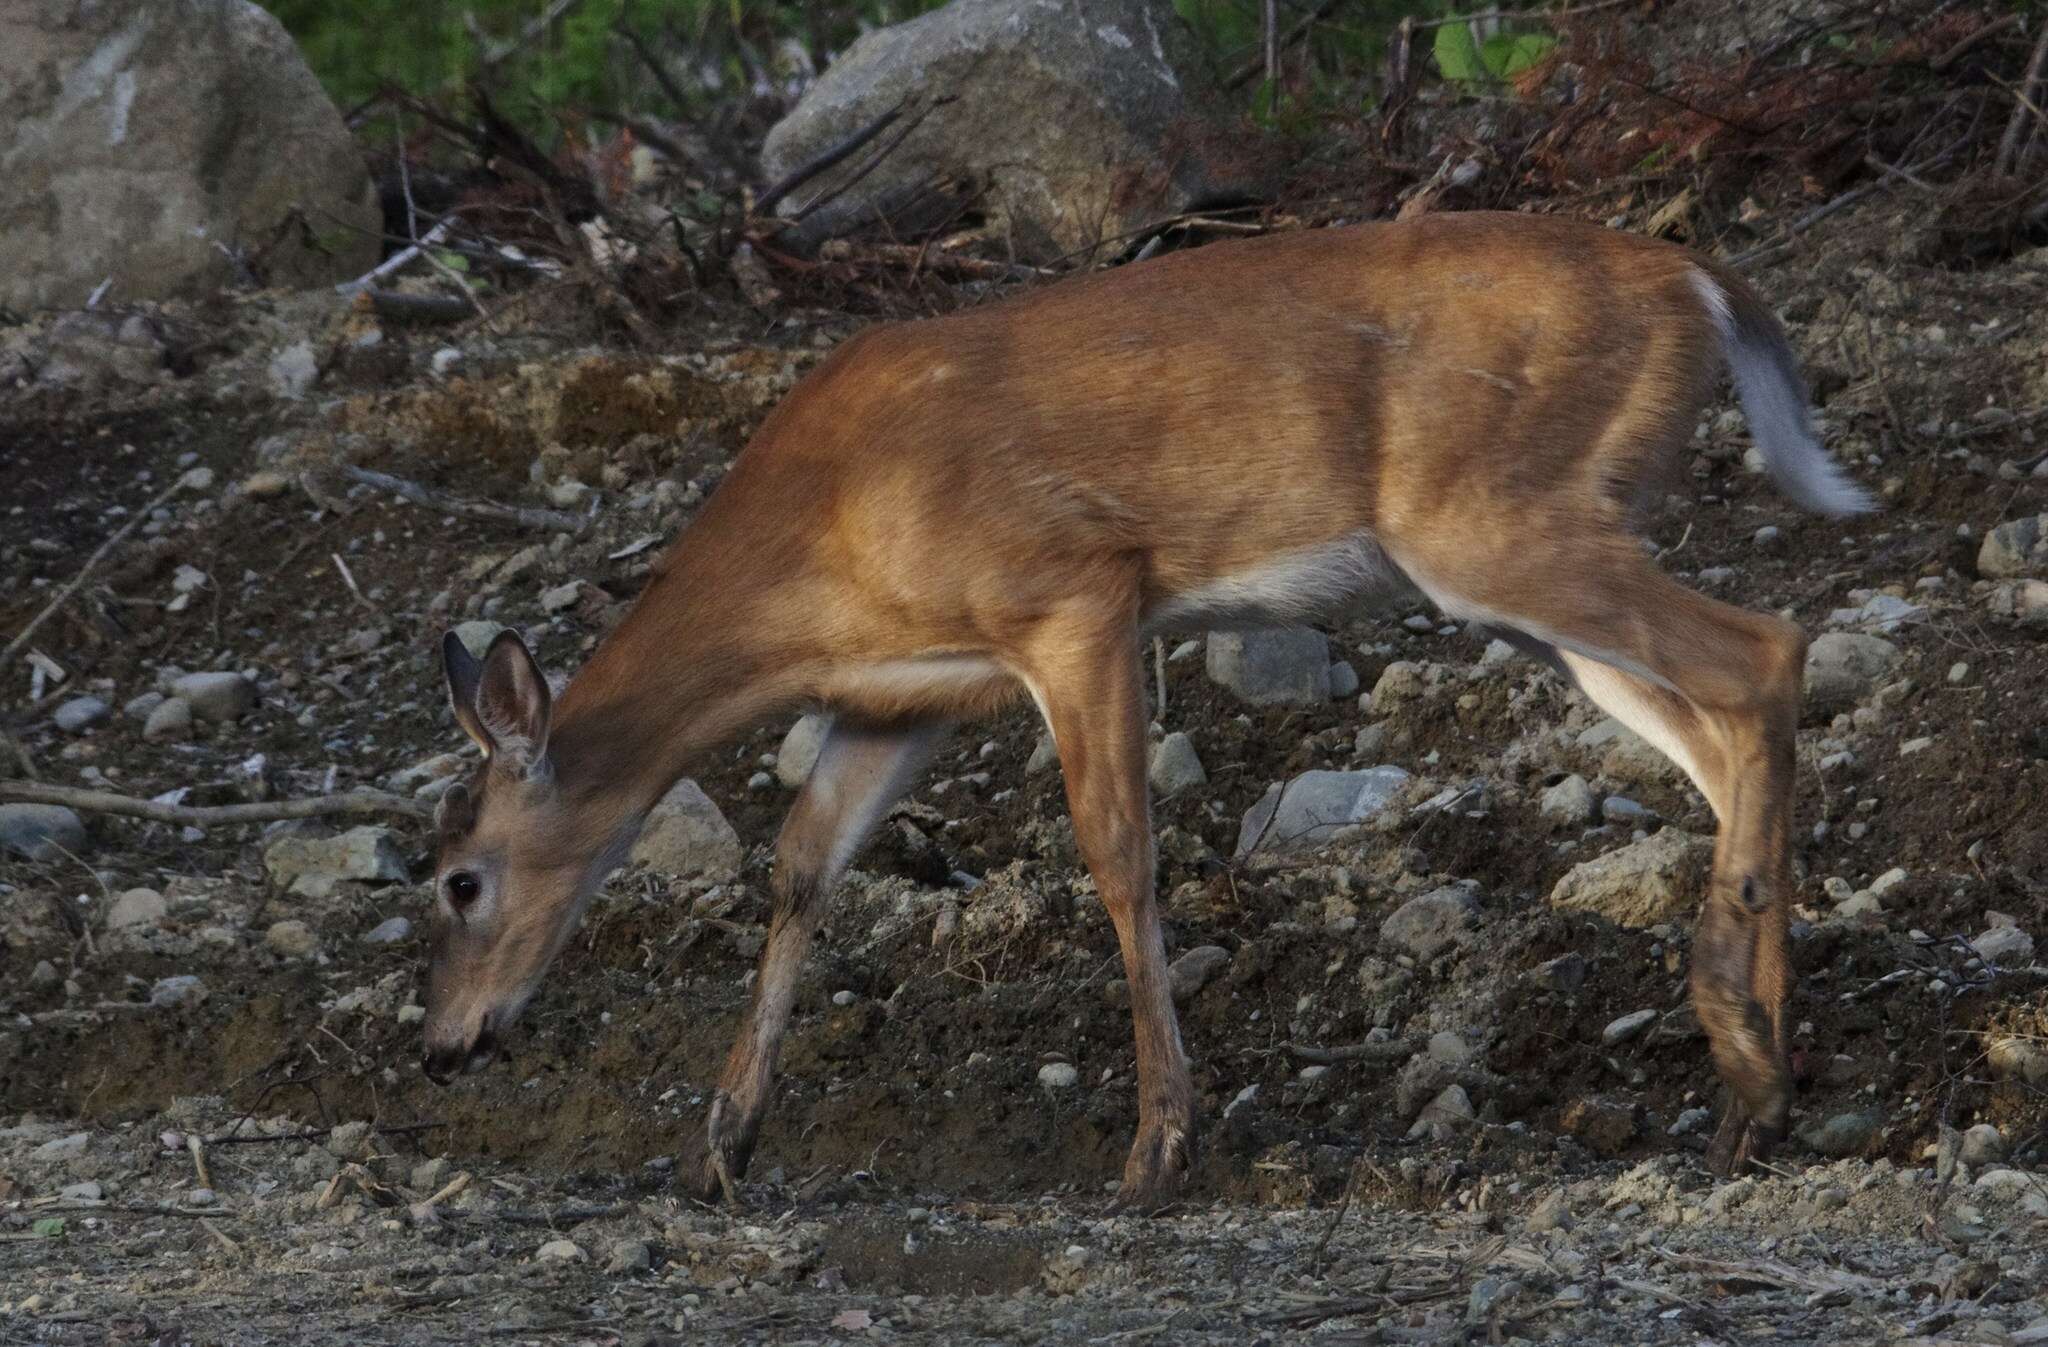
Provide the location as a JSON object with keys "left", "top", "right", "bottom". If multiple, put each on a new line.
{"left": 1689, "top": 270, "right": 1875, "bottom": 517}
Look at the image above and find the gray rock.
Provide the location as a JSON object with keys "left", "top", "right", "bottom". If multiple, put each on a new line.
{"left": 1370, "top": 660, "right": 1426, "bottom": 711}
{"left": 1148, "top": 731, "right": 1207, "bottom": 796}
{"left": 1601, "top": 1009, "right": 1657, "bottom": 1045}
{"left": 631, "top": 779, "right": 742, "bottom": 882}
{"left": 0, "top": 803, "right": 87, "bottom": 861}
{"left": 1539, "top": 774, "right": 1598, "bottom": 824}
{"left": 106, "top": 887, "right": 167, "bottom": 931}
{"left": 775, "top": 714, "right": 831, "bottom": 788}
{"left": 1800, "top": 1109, "right": 1879, "bottom": 1158}
{"left": 1235, "top": 766, "right": 1411, "bottom": 857}
{"left": 1804, "top": 633, "right": 1901, "bottom": 712}
{"left": 265, "top": 919, "right": 318, "bottom": 957}
{"left": 1328, "top": 660, "right": 1360, "bottom": 699}
{"left": 32, "top": 1132, "right": 89, "bottom": 1161}
{"left": 1167, "top": 945, "right": 1230, "bottom": 1004}
{"left": 170, "top": 671, "right": 256, "bottom": 721}
{"left": 410, "top": 1157, "right": 451, "bottom": 1192}
{"left": 1978, "top": 514, "right": 2047, "bottom": 578}
{"left": 1602, "top": 795, "right": 1652, "bottom": 825}
{"left": 1958, "top": 1123, "right": 2006, "bottom": 1167}
{"left": 1530, "top": 952, "right": 1587, "bottom": 992}
{"left": 124, "top": 690, "right": 167, "bottom": 722}
{"left": 451, "top": 621, "right": 508, "bottom": 660}
{"left": 59, "top": 1180, "right": 103, "bottom": 1202}
{"left": 1971, "top": 924, "right": 2034, "bottom": 966}
{"left": 1549, "top": 829, "right": 1712, "bottom": 928}
{"left": 362, "top": 916, "right": 413, "bottom": 945}
{"left": 1206, "top": 628, "right": 1332, "bottom": 706}
{"left": 1986, "top": 578, "right": 2048, "bottom": 627}
{"left": 1037, "top": 1061, "right": 1080, "bottom": 1090}
{"left": 759, "top": 0, "right": 1251, "bottom": 259}
{"left": 149, "top": 974, "right": 207, "bottom": 1008}
{"left": 0, "top": 0, "right": 380, "bottom": 311}
{"left": 1526, "top": 1189, "right": 1573, "bottom": 1232}
{"left": 143, "top": 696, "right": 194, "bottom": 741}
{"left": 32, "top": 311, "right": 167, "bottom": 389}
{"left": 1380, "top": 884, "right": 1480, "bottom": 961}
{"left": 1986, "top": 1035, "right": 2048, "bottom": 1087}
{"left": 605, "top": 1239, "right": 653, "bottom": 1274}
{"left": 536, "top": 1239, "right": 587, "bottom": 1263}
{"left": 54, "top": 697, "right": 110, "bottom": 732}
{"left": 1026, "top": 732, "right": 1060, "bottom": 775}
{"left": 268, "top": 341, "right": 319, "bottom": 400}
{"left": 1406, "top": 1083, "right": 1475, "bottom": 1138}
{"left": 263, "top": 826, "right": 409, "bottom": 898}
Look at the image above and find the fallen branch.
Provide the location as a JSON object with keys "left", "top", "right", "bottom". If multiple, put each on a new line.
{"left": 1, "top": 469, "right": 205, "bottom": 678}
{"left": 1276, "top": 1037, "right": 1422, "bottom": 1066}
{"left": 1995, "top": 22, "right": 2048, "bottom": 178}
{"left": 789, "top": 99, "right": 954, "bottom": 225}
{"left": 341, "top": 465, "right": 586, "bottom": 534}
{"left": 0, "top": 781, "right": 432, "bottom": 824}
{"left": 336, "top": 220, "right": 455, "bottom": 295}
{"left": 1227, "top": 0, "right": 1348, "bottom": 90}
{"left": 755, "top": 97, "right": 913, "bottom": 218}
{"left": 363, "top": 290, "right": 479, "bottom": 325}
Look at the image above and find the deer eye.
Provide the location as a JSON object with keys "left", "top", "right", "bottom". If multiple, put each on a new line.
{"left": 445, "top": 871, "right": 481, "bottom": 910}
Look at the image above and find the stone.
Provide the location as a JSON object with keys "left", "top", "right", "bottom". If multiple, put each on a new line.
{"left": 53, "top": 697, "right": 109, "bottom": 732}
{"left": 1206, "top": 628, "right": 1332, "bottom": 706}
{"left": 0, "top": 803, "right": 86, "bottom": 861}
{"left": 1800, "top": 1109, "right": 1879, "bottom": 1158}
{"left": 1406, "top": 1084, "right": 1475, "bottom": 1138}
{"left": 266, "top": 920, "right": 318, "bottom": 957}
{"left": 362, "top": 916, "right": 412, "bottom": 945}
{"left": 605, "top": 1239, "right": 653, "bottom": 1274}
{"left": 1236, "top": 766, "right": 1411, "bottom": 858}
{"left": 1370, "top": 660, "right": 1426, "bottom": 710}
{"left": 170, "top": 671, "right": 256, "bottom": 722}
{"left": 1539, "top": 774, "right": 1598, "bottom": 824}
{"left": 263, "top": 826, "right": 409, "bottom": 898}
{"left": 410, "top": 1157, "right": 451, "bottom": 1192}
{"left": 1987, "top": 578, "right": 2048, "bottom": 627}
{"left": 124, "top": 690, "right": 166, "bottom": 722}
{"left": 630, "top": 779, "right": 743, "bottom": 882}
{"left": 1526, "top": 1189, "right": 1574, "bottom": 1232}
{"left": 775, "top": 714, "right": 831, "bottom": 787}
{"left": 149, "top": 974, "right": 207, "bottom": 1008}
{"left": 1548, "top": 829, "right": 1712, "bottom": 928}
{"left": 1037, "top": 1061, "right": 1080, "bottom": 1090}
{"left": 32, "top": 1132, "right": 89, "bottom": 1161}
{"left": 1978, "top": 514, "right": 2047, "bottom": 578}
{"left": 59, "top": 1180, "right": 102, "bottom": 1202}
{"left": 759, "top": 0, "right": 1253, "bottom": 260}
{"left": 1804, "top": 633, "right": 1901, "bottom": 712}
{"left": 1026, "top": 733, "right": 1060, "bottom": 775}
{"left": 142, "top": 696, "right": 194, "bottom": 741}
{"left": 1600, "top": 730, "right": 1683, "bottom": 790}
{"left": 1167, "top": 945, "right": 1230, "bottom": 1004}
{"left": 32, "top": 311, "right": 166, "bottom": 389}
{"left": 1958, "top": 1124, "right": 2006, "bottom": 1167}
{"left": 1559, "top": 1096, "right": 1638, "bottom": 1156}
{"left": 536, "top": 1239, "right": 587, "bottom": 1263}
{"left": 106, "top": 887, "right": 167, "bottom": 931}
{"left": 0, "top": 0, "right": 380, "bottom": 311}
{"left": 1985, "top": 1035, "right": 2048, "bottom": 1087}
{"left": 1530, "top": 952, "right": 1587, "bottom": 992}
{"left": 1148, "top": 731, "right": 1207, "bottom": 796}
{"left": 1602, "top": 795, "right": 1652, "bottom": 825}
{"left": 268, "top": 341, "right": 319, "bottom": 400}
{"left": 451, "top": 621, "right": 508, "bottom": 660}
{"left": 1379, "top": 884, "right": 1480, "bottom": 961}
{"left": 1971, "top": 925, "right": 2034, "bottom": 965}
{"left": 1328, "top": 660, "right": 1360, "bottom": 699}
{"left": 1601, "top": 1009, "right": 1656, "bottom": 1045}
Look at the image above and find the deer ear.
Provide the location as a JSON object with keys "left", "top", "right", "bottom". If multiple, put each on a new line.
{"left": 475, "top": 630, "right": 552, "bottom": 777}
{"left": 442, "top": 630, "right": 494, "bottom": 757}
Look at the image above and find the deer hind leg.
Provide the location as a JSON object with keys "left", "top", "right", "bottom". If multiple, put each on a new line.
{"left": 1406, "top": 537, "right": 1805, "bottom": 1177}
{"left": 1017, "top": 586, "right": 1193, "bottom": 1214}
{"left": 684, "top": 718, "right": 945, "bottom": 1203}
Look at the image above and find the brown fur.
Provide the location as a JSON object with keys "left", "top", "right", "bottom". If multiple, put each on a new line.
{"left": 424, "top": 212, "right": 1845, "bottom": 1206}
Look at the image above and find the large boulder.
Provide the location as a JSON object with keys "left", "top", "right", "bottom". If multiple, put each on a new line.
{"left": 760, "top": 0, "right": 1256, "bottom": 260}
{"left": 0, "top": 0, "right": 381, "bottom": 311}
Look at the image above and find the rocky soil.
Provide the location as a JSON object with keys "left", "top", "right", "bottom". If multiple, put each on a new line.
{"left": 6, "top": 14, "right": 2048, "bottom": 1344}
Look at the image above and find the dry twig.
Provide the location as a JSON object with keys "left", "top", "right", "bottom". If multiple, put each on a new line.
{"left": 341, "top": 465, "right": 586, "bottom": 534}
{"left": 0, "top": 781, "right": 432, "bottom": 825}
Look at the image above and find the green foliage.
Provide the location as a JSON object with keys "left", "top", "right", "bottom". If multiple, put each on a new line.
{"left": 32, "top": 1217, "right": 66, "bottom": 1238}
{"left": 1433, "top": 21, "right": 1555, "bottom": 83}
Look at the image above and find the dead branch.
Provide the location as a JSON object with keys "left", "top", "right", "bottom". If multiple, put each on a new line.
{"left": 1276, "top": 1037, "right": 1422, "bottom": 1066}
{"left": 339, "top": 465, "right": 586, "bottom": 534}
{"left": 1228, "top": 0, "right": 1348, "bottom": 90}
{"left": 1, "top": 469, "right": 205, "bottom": 679}
{"left": 788, "top": 99, "right": 954, "bottom": 225}
{"left": 754, "top": 97, "right": 913, "bottom": 218}
{"left": 1996, "top": 23, "right": 2048, "bottom": 177}
{"left": 336, "top": 219, "right": 455, "bottom": 295}
{"left": 0, "top": 781, "right": 432, "bottom": 825}
{"left": 613, "top": 21, "right": 692, "bottom": 110}
{"left": 362, "top": 290, "right": 478, "bottom": 325}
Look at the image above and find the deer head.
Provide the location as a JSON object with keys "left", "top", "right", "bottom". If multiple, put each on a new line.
{"left": 420, "top": 629, "right": 623, "bottom": 1083}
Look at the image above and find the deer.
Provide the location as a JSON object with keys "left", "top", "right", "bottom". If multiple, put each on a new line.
{"left": 419, "top": 210, "right": 1871, "bottom": 1212}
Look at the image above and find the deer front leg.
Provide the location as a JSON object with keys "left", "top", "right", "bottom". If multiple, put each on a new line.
{"left": 1023, "top": 598, "right": 1194, "bottom": 1214}
{"left": 682, "top": 719, "right": 943, "bottom": 1203}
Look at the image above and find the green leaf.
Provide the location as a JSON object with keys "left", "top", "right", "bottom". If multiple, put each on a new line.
{"left": 1482, "top": 31, "right": 1556, "bottom": 78}
{"left": 32, "top": 1217, "right": 66, "bottom": 1238}
{"left": 1433, "top": 22, "right": 1483, "bottom": 83}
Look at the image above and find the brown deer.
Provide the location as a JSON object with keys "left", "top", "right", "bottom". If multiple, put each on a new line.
{"left": 420, "top": 211, "right": 1870, "bottom": 1211}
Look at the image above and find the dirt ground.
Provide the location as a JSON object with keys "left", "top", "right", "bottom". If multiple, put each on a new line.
{"left": 7, "top": 3, "right": 2048, "bottom": 1339}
